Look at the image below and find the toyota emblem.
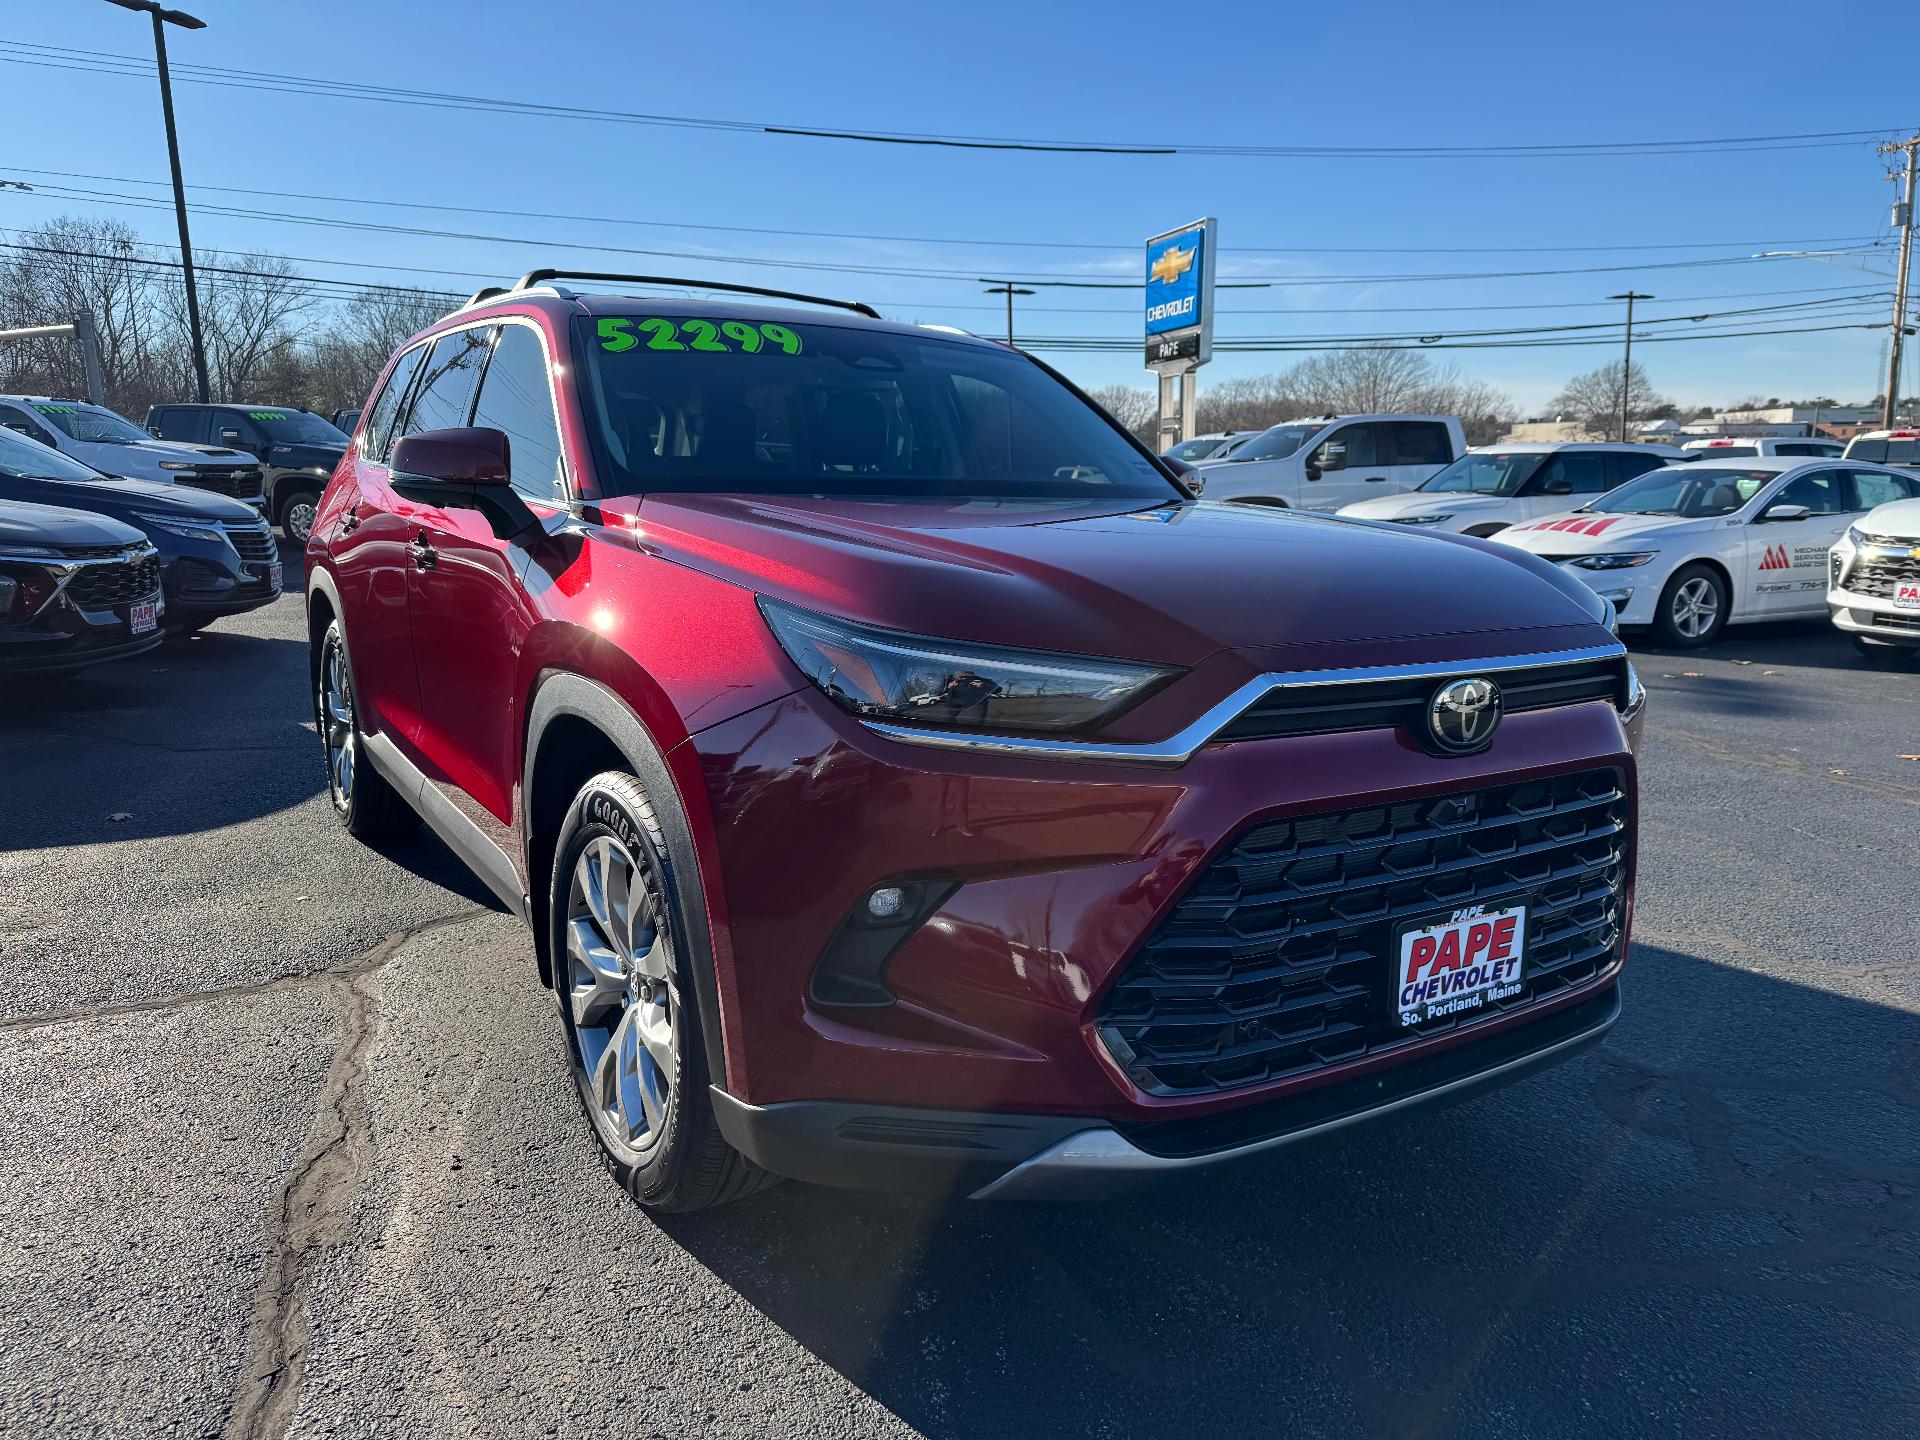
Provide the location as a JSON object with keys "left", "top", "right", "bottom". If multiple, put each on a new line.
{"left": 1426, "top": 677, "right": 1502, "bottom": 755}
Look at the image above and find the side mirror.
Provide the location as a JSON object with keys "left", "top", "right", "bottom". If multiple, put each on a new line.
{"left": 1541, "top": 477, "right": 1574, "bottom": 496}
{"left": 1315, "top": 443, "right": 1348, "bottom": 473}
{"left": 389, "top": 428, "right": 532, "bottom": 537}
{"left": 1758, "top": 501, "right": 1811, "bottom": 523}
{"left": 391, "top": 427, "right": 512, "bottom": 487}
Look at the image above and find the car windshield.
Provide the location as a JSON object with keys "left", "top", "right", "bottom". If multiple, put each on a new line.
{"left": 246, "top": 410, "right": 349, "bottom": 446}
{"left": 1418, "top": 451, "right": 1546, "bottom": 496}
{"left": 1587, "top": 466, "right": 1773, "bottom": 517}
{"left": 1224, "top": 424, "right": 1320, "bottom": 462}
{"left": 1165, "top": 438, "right": 1224, "bottom": 462}
{"left": 30, "top": 402, "right": 150, "bottom": 445}
{"left": 573, "top": 316, "right": 1178, "bottom": 501}
{"left": 0, "top": 424, "right": 109, "bottom": 481}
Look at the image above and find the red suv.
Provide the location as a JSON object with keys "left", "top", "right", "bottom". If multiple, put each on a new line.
{"left": 306, "top": 271, "right": 1644, "bottom": 1211}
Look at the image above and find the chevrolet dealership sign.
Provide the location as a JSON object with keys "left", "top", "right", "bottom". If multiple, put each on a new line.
{"left": 1145, "top": 218, "right": 1216, "bottom": 372}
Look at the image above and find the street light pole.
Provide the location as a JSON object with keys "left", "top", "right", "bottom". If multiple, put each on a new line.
{"left": 982, "top": 283, "right": 1036, "bottom": 346}
{"left": 106, "top": 0, "right": 211, "bottom": 403}
{"left": 1606, "top": 292, "right": 1653, "bottom": 442}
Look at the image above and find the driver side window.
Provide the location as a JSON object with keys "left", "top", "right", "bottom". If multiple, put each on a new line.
{"left": 1532, "top": 453, "right": 1611, "bottom": 495}
{"left": 1315, "top": 424, "right": 1376, "bottom": 468}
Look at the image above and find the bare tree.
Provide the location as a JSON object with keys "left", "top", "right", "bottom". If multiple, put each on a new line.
{"left": 153, "top": 251, "right": 316, "bottom": 401}
{"left": 1191, "top": 352, "right": 1515, "bottom": 443}
{"left": 1086, "top": 382, "right": 1156, "bottom": 443}
{"left": 0, "top": 216, "right": 168, "bottom": 413}
{"left": 1549, "top": 361, "right": 1667, "bottom": 439}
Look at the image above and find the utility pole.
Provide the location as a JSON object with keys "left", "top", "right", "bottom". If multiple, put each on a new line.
{"left": 1606, "top": 292, "right": 1653, "bottom": 441}
{"left": 106, "top": 0, "right": 211, "bottom": 404}
{"left": 1879, "top": 134, "right": 1919, "bottom": 429}
{"left": 982, "top": 283, "right": 1035, "bottom": 346}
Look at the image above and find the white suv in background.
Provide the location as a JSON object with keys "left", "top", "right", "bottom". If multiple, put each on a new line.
{"left": 1840, "top": 429, "right": 1920, "bottom": 469}
{"left": 1191, "top": 413, "right": 1466, "bottom": 511}
{"left": 1337, "top": 443, "right": 1684, "bottom": 536}
{"left": 1681, "top": 436, "right": 1844, "bottom": 459}
{"left": 1828, "top": 476, "right": 1920, "bottom": 656}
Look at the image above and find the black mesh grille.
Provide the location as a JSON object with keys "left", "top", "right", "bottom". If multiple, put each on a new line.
{"left": 66, "top": 555, "right": 161, "bottom": 610}
{"left": 1846, "top": 555, "right": 1920, "bottom": 600}
{"left": 1096, "top": 769, "right": 1629, "bottom": 1097}
{"left": 183, "top": 467, "right": 264, "bottom": 502}
{"left": 1215, "top": 657, "right": 1627, "bottom": 745}
{"left": 226, "top": 523, "right": 277, "bottom": 565}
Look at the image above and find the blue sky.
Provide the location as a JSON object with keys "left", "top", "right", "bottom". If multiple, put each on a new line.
{"left": 2, "top": 0, "right": 1909, "bottom": 413}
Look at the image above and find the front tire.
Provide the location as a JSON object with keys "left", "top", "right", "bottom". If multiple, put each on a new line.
{"left": 315, "top": 618, "right": 416, "bottom": 839}
{"left": 280, "top": 488, "right": 321, "bottom": 545}
{"left": 1653, "top": 563, "right": 1728, "bottom": 647}
{"left": 549, "top": 771, "right": 775, "bottom": 1212}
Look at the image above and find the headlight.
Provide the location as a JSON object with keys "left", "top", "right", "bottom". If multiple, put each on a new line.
{"left": 759, "top": 599, "right": 1177, "bottom": 734}
{"left": 1569, "top": 552, "right": 1659, "bottom": 571}
{"left": 1844, "top": 526, "right": 1865, "bottom": 548}
{"left": 157, "top": 461, "right": 198, "bottom": 472}
{"left": 1387, "top": 512, "right": 1454, "bottom": 526}
{"left": 131, "top": 511, "right": 225, "bottom": 543}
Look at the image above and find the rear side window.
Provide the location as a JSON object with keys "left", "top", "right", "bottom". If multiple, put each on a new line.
{"left": 1536, "top": 452, "right": 1612, "bottom": 494}
{"left": 471, "top": 324, "right": 566, "bottom": 501}
{"left": 1771, "top": 470, "right": 1846, "bottom": 515}
{"left": 1849, "top": 468, "right": 1920, "bottom": 509}
{"left": 1382, "top": 421, "right": 1452, "bottom": 466}
{"left": 361, "top": 344, "right": 428, "bottom": 464}
{"left": 401, "top": 328, "right": 495, "bottom": 440}
{"left": 1847, "top": 439, "right": 1888, "bottom": 463}
{"left": 1607, "top": 450, "right": 1668, "bottom": 485}
{"left": 0, "top": 403, "right": 57, "bottom": 447}
{"left": 1772, "top": 443, "right": 1827, "bottom": 456}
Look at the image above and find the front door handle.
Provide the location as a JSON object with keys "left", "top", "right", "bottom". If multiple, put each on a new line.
{"left": 339, "top": 504, "right": 360, "bottom": 535}
{"left": 1363, "top": 475, "right": 1389, "bottom": 483}
{"left": 407, "top": 535, "right": 436, "bottom": 570}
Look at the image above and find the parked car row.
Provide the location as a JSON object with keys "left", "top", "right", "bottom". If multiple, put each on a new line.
{"left": 0, "top": 424, "right": 282, "bottom": 680}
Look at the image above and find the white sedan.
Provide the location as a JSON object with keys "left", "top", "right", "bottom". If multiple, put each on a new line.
{"left": 1337, "top": 442, "right": 1685, "bottom": 536}
{"left": 1491, "top": 457, "right": 1920, "bottom": 647}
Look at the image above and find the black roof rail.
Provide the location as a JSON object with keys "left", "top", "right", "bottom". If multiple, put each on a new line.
{"left": 509, "top": 269, "right": 881, "bottom": 319}
{"left": 463, "top": 285, "right": 509, "bottom": 307}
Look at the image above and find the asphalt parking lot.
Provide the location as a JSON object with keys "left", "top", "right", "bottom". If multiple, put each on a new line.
{"left": 2, "top": 559, "right": 1916, "bottom": 1440}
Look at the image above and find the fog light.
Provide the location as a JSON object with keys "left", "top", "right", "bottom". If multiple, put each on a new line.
{"left": 1596, "top": 587, "right": 1634, "bottom": 607}
{"left": 866, "top": 886, "right": 906, "bottom": 920}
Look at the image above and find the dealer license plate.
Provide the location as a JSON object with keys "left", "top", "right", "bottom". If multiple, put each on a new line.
{"left": 1394, "top": 903, "right": 1527, "bottom": 1027}
{"left": 129, "top": 599, "right": 158, "bottom": 635}
{"left": 268, "top": 561, "right": 284, "bottom": 591}
{"left": 1894, "top": 580, "right": 1920, "bottom": 609}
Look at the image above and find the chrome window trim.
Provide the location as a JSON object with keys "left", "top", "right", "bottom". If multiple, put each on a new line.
{"left": 858, "top": 641, "right": 1630, "bottom": 766}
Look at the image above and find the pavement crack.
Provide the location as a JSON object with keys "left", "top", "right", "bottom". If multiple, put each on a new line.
{"left": 219, "top": 909, "right": 481, "bottom": 1440}
{"left": 0, "top": 911, "right": 481, "bottom": 1033}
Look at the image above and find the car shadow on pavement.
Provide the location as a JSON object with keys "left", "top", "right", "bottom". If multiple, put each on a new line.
{"left": 660, "top": 944, "right": 1919, "bottom": 1439}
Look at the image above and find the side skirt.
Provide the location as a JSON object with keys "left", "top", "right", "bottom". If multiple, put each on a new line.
{"left": 361, "top": 730, "right": 529, "bottom": 922}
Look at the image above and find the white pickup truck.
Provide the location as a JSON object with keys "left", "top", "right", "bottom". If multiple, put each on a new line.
{"left": 1190, "top": 413, "right": 1467, "bottom": 510}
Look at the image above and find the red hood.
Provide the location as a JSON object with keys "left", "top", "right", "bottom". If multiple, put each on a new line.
{"left": 609, "top": 494, "right": 1605, "bottom": 668}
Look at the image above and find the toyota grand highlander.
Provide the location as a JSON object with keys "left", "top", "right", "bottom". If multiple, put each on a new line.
{"left": 307, "top": 270, "right": 1644, "bottom": 1211}
{"left": 1494, "top": 457, "right": 1920, "bottom": 647}
{"left": 1828, "top": 488, "right": 1920, "bottom": 657}
{"left": 0, "top": 395, "right": 266, "bottom": 510}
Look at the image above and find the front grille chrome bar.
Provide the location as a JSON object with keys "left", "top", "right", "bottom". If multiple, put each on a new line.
{"left": 859, "top": 641, "right": 1630, "bottom": 766}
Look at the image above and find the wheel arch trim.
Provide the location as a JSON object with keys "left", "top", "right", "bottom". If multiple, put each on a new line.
{"left": 524, "top": 671, "right": 733, "bottom": 1093}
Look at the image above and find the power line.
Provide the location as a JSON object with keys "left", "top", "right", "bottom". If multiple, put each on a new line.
{"left": 1, "top": 180, "right": 1893, "bottom": 289}
{"left": 0, "top": 41, "right": 1909, "bottom": 160}
{"left": 0, "top": 166, "right": 1887, "bottom": 258}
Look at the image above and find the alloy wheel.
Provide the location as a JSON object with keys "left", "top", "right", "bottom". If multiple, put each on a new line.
{"left": 1670, "top": 576, "right": 1720, "bottom": 639}
{"left": 564, "top": 834, "right": 679, "bottom": 1161}
{"left": 318, "top": 633, "right": 355, "bottom": 812}
{"left": 285, "top": 498, "right": 317, "bottom": 545}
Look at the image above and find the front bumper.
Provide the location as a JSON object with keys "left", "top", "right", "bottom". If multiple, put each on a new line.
{"left": 713, "top": 983, "right": 1620, "bottom": 1198}
{"left": 1829, "top": 590, "right": 1920, "bottom": 645}
{"left": 0, "top": 625, "right": 165, "bottom": 676}
{"left": 686, "top": 668, "right": 1638, "bottom": 1152}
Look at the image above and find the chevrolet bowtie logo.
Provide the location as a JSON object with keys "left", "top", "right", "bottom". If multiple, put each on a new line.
{"left": 1150, "top": 244, "right": 1196, "bottom": 285}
